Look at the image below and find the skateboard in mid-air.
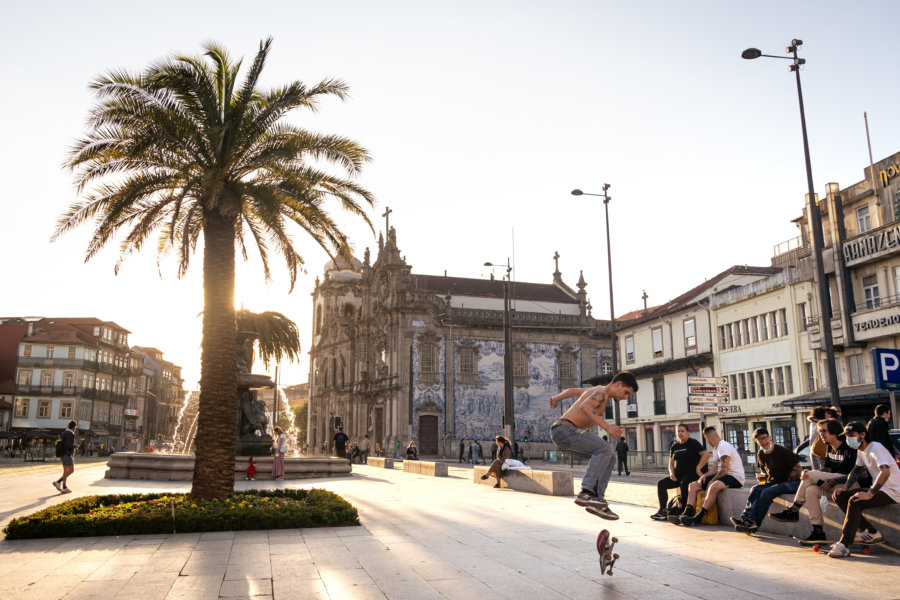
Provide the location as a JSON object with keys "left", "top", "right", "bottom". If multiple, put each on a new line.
{"left": 595, "top": 529, "right": 619, "bottom": 576}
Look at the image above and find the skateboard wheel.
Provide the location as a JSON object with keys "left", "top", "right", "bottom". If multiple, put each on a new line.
{"left": 613, "top": 554, "right": 619, "bottom": 559}
{"left": 863, "top": 547, "right": 871, "bottom": 555}
{"left": 612, "top": 537, "right": 618, "bottom": 543}
{"left": 812, "top": 545, "right": 820, "bottom": 552}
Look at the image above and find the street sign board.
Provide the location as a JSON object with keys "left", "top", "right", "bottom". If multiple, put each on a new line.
{"left": 688, "top": 395, "right": 730, "bottom": 404}
{"left": 688, "top": 376, "right": 728, "bottom": 386}
{"left": 690, "top": 404, "right": 719, "bottom": 414}
{"left": 872, "top": 348, "right": 900, "bottom": 390}
{"left": 688, "top": 385, "right": 729, "bottom": 395}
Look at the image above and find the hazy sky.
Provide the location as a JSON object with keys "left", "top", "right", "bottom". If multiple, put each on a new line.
{"left": 2, "top": 1, "right": 898, "bottom": 389}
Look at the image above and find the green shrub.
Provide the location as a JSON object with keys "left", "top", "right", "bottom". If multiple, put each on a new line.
{"left": 3, "top": 488, "right": 358, "bottom": 540}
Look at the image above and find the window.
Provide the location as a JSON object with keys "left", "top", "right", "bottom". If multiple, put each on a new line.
{"left": 733, "top": 322, "right": 742, "bottom": 347}
{"left": 742, "top": 320, "right": 750, "bottom": 346}
{"left": 557, "top": 353, "right": 576, "bottom": 388}
{"left": 517, "top": 346, "right": 534, "bottom": 387}
{"left": 515, "top": 350, "right": 528, "bottom": 382}
{"left": 17, "top": 370, "right": 31, "bottom": 386}
{"left": 718, "top": 326, "right": 727, "bottom": 350}
{"left": 14, "top": 398, "right": 29, "bottom": 418}
{"left": 739, "top": 373, "right": 747, "bottom": 399}
{"left": 760, "top": 314, "right": 769, "bottom": 341}
{"left": 626, "top": 394, "right": 638, "bottom": 418}
{"left": 798, "top": 303, "right": 808, "bottom": 332}
{"left": 23, "top": 344, "right": 32, "bottom": 357}
{"left": 653, "top": 378, "right": 666, "bottom": 415}
{"left": 863, "top": 274, "right": 880, "bottom": 309}
{"left": 751, "top": 316, "right": 759, "bottom": 343}
{"left": 726, "top": 323, "right": 734, "bottom": 348}
{"left": 780, "top": 309, "right": 788, "bottom": 336}
{"left": 40, "top": 370, "right": 54, "bottom": 387}
{"left": 644, "top": 426, "right": 655, "bottom": 452}
{"left": 419, "top": 343, "right": 438, "bottom": 385}
{"left": 109, "top": 405, "right": 121, "bottom": 425}
{"left": 459, "top": 347, "right": 477, "bottom": 386}
{"left": 848, "top": 354, "right": 865, "bottom": 385}
{"left": 684, "top": 318, "right": 696, "bottom": 349}
{"left": 730, "top": 375, "right": 738, "bottom": 400}
{"left": 600, "top": 361, "right": 613, "bottom": 375}
{"left": 63, "top": 371, "right": 76, "bottom": 390}
{"left": 776, "top": 367, "right": 785, "bottom": 395}
{"left": 38, "top": 399, "right": 51, "bottom": 418}
{"left": 894, "top": 266, "right": 900, "bottom": 302}
{"left": 77, "top": 400, "right": 92, "bottom": 421}
{"left": 766, "top": 369, "right": 776, "bottom": 396}
{"left": 804, "top": 362, "right": 815, "bottom": 393}
{"left": 770, "top": 311, "right": 779, "bottom": 338}
{"left": 650, "top": 327, "right": 663, "bottom": 357}
{"left": 785, "top": 365, "right": 794, "bottom": 394}
{"left": 757, "top": 371, "right": 766, "bottom": 397}
{"left": 67, "top": 346, "right": 76, "bottom": 359}
{"left": 748, "top": 371, "right": 756, "bottom": 397}
{"left": 59, "top": 401, "right": 74, "bottom": 419}
{"left": 857, "top": 205, "right": 871, "bottom": 234}
{"left": 625, "top": 336, "right": 635, "bottom": 363}
{"left": 46, "top": 346, "right": 55, "bottom": 359}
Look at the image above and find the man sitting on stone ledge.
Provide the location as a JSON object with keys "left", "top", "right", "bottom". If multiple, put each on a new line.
{"left": 768, "top": 419, "right": 857, "bottom": 544}
{"left": 826, "top": 421, "right": 900, "bottom": 558}
{"left": 730, "top": 428, "right": 801, "bottom": 533}
{"left": 668, "top": 426, "right": 745, "bottom": 527}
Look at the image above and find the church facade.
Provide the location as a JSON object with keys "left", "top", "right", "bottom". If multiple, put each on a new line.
{"left": 306, "top": 224, "right": 613, "bottom": 457}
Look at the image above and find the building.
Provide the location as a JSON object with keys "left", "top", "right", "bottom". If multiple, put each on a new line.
{"left": 0, "top": 317, "right": 131, "bottom": 451}
{"left": 307, "top": 225, "right": 613, "bottom": 457}
{"left": 130, "top": 346, "right": 186, "bottom": 448}
{"left": 613, "top": 266, "right": 781, "bottom": 455}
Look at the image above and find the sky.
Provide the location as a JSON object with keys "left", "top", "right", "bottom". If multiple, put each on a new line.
{"left": 2, "top": 1, "right": 899, "bottom": 390}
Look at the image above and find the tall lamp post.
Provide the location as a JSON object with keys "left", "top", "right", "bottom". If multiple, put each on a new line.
{"left": 742, "top": 39, "right": 840, "bottom": 410}
{"left": 571, "top": 184, "right": 621, "bottom": 426}
{"left": 485, "top": 259, "right": 515, "bottom": 441}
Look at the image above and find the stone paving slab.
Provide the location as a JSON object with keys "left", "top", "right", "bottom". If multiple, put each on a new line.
{"left": 1, "top": 463, "right": 899, "bottom": 599}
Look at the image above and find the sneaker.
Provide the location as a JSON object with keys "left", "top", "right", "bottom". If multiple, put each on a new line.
{"left": 853, "top": 530, "right": 884, "bottom": 545}
{"left": 650, "top": 509, "right": 669, "bottom": 521}
{"left": 797, "top": 529, "right": 828, "bottom": 545}
{"left": 574, "top": 490, "right": 607, "bottom": 509}
{"left": 680, "top": 512, "right": 704, "bottom": 527}
{"left": 52, "top": 481, "right": 61, "bottom": 491}
{"left": 729, "top": 516, "right": 749, "bottom": 529}
{"left": 769, "top": 508, "right": 799, "bottom": 522}
{"left": 827, "top": 542, "right": 850, "bottom": 558}
{"left": 588, "top": 505, "right": 619, "bottom": 520}
{"left": 61, "top": 487, "right": 72, "bottom": 494}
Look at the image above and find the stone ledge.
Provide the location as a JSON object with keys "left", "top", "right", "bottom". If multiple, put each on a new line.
{"left": 104, "top": 452, "right": 351, "bottom": 481}
{"left": 367, "top": 457, "right": 394, "bottom": 469}
{"left": 401, "top": 460, "right": 448, "bottom": 477}
{"left": 473, "top": 465, "right": 574, "bottom": 496}
{"left": 716, "top": 488, "right": 900, "bottom": 548}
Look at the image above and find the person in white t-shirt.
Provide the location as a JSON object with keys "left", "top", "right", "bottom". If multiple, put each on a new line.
{"left": 827, "top": 421, "right": 900, "bottom": 558}
{"left": 669, "top": 426, "right": 746, "bottom": 526}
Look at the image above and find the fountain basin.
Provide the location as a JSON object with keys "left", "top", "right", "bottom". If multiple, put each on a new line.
{"left": 104, "top": 452, "right": 351, "bottom": 481}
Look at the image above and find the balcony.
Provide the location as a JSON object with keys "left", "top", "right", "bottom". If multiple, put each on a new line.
{"left": 14, "top": 384, "right": 79, "bottom": 396}
{"left": 17, "top": 357, "right": 99, "bottom": 370}
{"left": 806, "top": 316, "right": 845, "bottom": 349}
{"left": 771, "top": 236, "right": 811, "bottom": 268}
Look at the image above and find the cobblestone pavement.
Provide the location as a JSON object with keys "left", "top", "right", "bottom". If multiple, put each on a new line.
{"left": 2, "top": 462, "right": 898, "bottom": 599}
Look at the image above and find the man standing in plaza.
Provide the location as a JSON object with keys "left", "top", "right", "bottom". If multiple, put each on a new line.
{"left": 359, "top": 434, "right": 370, "bottom": 464}
{"left": 730, "top": 428, "right": 800, "bottom": 533}
{"left": 548, "top": 371, "right": 638, "bottom": 520}
{"left": 52, "top": 420, "right": 77, "bottom": 494}
{"left": 615, "top": 436, "right": 630, "bottom": 476}
{"left": 333, "top": 427, "right": 349, "bottom": 459}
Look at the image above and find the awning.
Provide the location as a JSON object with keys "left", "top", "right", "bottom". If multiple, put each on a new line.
{"left": 780, "top": 383, "right": 889, "bottom": 408}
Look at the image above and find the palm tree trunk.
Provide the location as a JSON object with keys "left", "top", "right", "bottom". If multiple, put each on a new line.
{"left": 191, "top": 210, "right": 238, "bottom": 499}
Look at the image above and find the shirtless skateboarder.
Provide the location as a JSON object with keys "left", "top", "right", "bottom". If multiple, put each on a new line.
{"left": 549, "top": 371, "right": 638, "bottom": 519}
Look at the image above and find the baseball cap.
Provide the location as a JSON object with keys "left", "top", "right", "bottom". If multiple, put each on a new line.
{"left": 843, "top": 421, "right": 866, "bottom": 436}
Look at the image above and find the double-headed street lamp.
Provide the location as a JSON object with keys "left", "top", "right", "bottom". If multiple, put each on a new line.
{"left": 485, "top": 259, "right": 515, "bottom": 441}
{"left": 742, "top": 39, "right": 841, "bottom": 410}
{"left": 571, "top": 184, "right": 621, "bottom": 426}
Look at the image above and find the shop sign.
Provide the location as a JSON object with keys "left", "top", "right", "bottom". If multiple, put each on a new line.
{"left": 843, "top": 224, "right": 900, "bottom": 266}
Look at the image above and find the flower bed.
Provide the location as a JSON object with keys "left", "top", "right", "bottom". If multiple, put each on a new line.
{"left": 3, "top": 488, "right": 358, "bottom": 539}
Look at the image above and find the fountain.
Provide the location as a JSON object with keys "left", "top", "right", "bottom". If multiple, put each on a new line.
{"left": 105, "top": 330, "right": 349, "bottom": 481}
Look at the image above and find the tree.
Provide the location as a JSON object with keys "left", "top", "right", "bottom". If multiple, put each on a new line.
{"left": 55, "top": 39, "right": 374, "bottom": 499}
{"left": 236, "top": 309, "right": 301, "bottom": 371}
{"left": 293, "top": 401, "right": 308, "bottom": 446}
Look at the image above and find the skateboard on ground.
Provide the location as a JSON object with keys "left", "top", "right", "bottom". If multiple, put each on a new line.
{"left": 799, "top": 538, "right": 900, "bottom": 555}
{"left": 596, "top": 529, "right": 619, "bottom": 576}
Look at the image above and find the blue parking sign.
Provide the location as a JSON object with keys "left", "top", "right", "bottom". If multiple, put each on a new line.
{"left": 872, "top": 348, "right": 900, "bottom": 390}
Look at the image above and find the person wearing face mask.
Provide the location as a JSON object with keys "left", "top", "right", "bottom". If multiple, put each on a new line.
{"left": 769, "top": 418, "right": 857, "bottom": 544}
{"left": 826, "top": 421, "right": 900, "bottom": 558}
{"left": 650, "top": 424, "right": 709, "bottom": 521}
{"left": 729, "top": 428, "right": 801, "bottom": 533}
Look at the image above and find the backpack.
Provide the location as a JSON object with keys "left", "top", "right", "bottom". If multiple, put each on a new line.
{"left": 55, "top": 439, "right": 64, "bottom": 457}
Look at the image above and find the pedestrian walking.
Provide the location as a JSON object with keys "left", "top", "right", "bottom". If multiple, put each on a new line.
{"left": 395, "top": 440, "right": 402, "bottom": 460}
{"left": 477, "top": 441, "right": 486, "bottom": 464}
{"left": 466, "top": 441, "right": 473, "bottom": 463}
{"left": 272, "top": 426, "right": 286, "bottom": 480}
{"left": 470, "top": 440, "right": 480, "bottom": 464}
{"left": 52, "top": 420, "right": 77, "bottom": 494}
{"left": 360, "top": 434, "right": 371, "bottom": 464}
{"left": 459, "top": 439, "right": 467, "bottom": 463}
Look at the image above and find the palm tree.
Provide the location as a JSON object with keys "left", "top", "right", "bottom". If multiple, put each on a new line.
{"left": 54, "top": 38, "right": 374, "bottom": 499}
{"left": 236, "top": 309, "right": 302, "bottom": 371}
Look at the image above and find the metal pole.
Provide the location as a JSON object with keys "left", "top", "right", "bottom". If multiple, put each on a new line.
{"left": 503, "top": 265, "right": 515, "bottom": 441}
{"left": 791, "top": 43, "right": 841, "bottom": 410}
{"left": 603, "top": 187, "right": 621, "bottom": 427}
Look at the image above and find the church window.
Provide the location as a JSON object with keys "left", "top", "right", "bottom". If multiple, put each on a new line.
{"left": 459, "top": 348, "right": 478, "bottom": 386}
{"left": 558, "top": 352, "right": 576, "bottom": 388}
{"left": 418, "top": 336, "right": 440, "bottom": 386}
{"left": 513, "top": 349, "right": 529, "bottom": 387}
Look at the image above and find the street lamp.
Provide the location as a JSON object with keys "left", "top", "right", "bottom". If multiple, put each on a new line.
{"left": 484, "top": 259, "right": 515, "bottom": 441}
{"left": 571, "top": 184, "right": 621, "bottom": 425}
{"left": 742, "top": 39, "right": 841, "bottom": 410}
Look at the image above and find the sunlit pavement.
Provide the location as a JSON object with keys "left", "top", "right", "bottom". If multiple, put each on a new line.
{"left": 1, "top": 463, "right": 898, "bottom": 600}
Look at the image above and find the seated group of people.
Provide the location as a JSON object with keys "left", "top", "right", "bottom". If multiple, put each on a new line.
{"left": 651, "top": 406, "right": 900, "bottom": 559}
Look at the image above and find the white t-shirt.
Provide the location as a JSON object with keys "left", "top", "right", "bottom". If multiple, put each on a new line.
{"left": 714, "top": 440, "right": 746, "bottom": 485}
{"left": 856, "top": 441, "right": 900, "bottom": 503}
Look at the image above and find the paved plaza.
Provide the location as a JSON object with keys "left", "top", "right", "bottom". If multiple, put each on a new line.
{"left": 1, "top": 462, "right": 899, "bottom": 600}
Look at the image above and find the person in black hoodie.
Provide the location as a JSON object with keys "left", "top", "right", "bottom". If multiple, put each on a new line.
{"left": 52, "top": 421, "right": 77, "bottom": 494}
{"left": 867, "top": 404, "right": 897, "bottom": 457}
